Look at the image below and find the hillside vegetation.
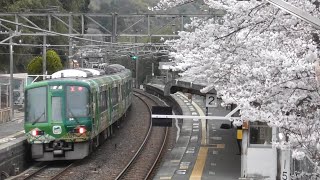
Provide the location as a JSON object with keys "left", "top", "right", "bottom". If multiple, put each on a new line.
{"left": 0, "top": 0, "right": 90, "bottom": 73}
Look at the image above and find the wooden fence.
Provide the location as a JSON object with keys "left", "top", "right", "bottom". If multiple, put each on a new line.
{"left": 0, "top": 108, "right": 11, "bottom": 124}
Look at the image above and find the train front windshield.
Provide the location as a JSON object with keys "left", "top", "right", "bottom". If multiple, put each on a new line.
{"left": 26, "top": 86, "right": 47, "bottom": 123}
{"left": 66, "top": 86, "right": 89, "bottom": 118}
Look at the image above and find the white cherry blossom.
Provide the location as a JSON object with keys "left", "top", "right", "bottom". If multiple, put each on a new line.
{"left": 155, "top": 0, "right": 320, "bottom": 163}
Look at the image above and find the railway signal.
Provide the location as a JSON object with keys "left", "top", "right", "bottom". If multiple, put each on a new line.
{"left": 130, "top": 54, "right": 138, "bottom": 60}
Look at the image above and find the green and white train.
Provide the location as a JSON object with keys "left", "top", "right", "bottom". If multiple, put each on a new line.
{"left": 24, "top": 64, "right": 132, "bottom": 161}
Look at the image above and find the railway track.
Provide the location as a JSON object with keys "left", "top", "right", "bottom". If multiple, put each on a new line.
{"left": 13, "top": 161, "right": 74, "bottom": 180}
{"left": 115, "top": 91, "right": 169, "bottom": 180}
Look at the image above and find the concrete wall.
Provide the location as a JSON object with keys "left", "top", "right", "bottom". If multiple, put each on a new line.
{"left": 246, "top": 147, "right": 277, "bottom": 180}
{"left": 0, "top": 136, "right": 29, "bottom": 179}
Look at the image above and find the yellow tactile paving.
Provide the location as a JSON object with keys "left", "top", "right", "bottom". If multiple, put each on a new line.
{"left": 206, "top": 143, "right": 225, "bottom": 149}
{"left": 177, "top": 92, "right": 209, "bottom": 180}
{"left": 189, "top": 147, "right": 209, "bottom": 180}
{"left": 180, "top": 165, "right": 189, "bottom": 169}
{"left": 160, "top": 176, "right": 172, "bottom": 179}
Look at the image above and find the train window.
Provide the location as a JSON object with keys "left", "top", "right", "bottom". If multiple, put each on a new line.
{"left": 99, "top": 91, "right": 108, "bottom": 112}
{"left": 66, "top": 86, "right": 89, "bottom": 118}
{"left": 99, "top": 92, "right": 103, "bottom": 111}
{"left": 105, "top": 91, "right": 108, "bottom": 109}
{"left": 25, "top": 86, "right": 47, "bottom": 123}
{"left": 51, "top": 97, "right": 62, "bottom": 122}
{"left": 121, "top": 84, "right": 125, "bottom": 99}
{"left": 111, "top": 87, "right": 118, "bottom": 106}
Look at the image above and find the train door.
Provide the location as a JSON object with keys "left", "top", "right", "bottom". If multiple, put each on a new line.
{"left": 110, "top": 84, "right": 119, "bottom": 123}
{"left": 48, "top": 85, "right": 64, "bottom": 135}
{"left": 98, "top": 88, "right": 109, "bottom": 132}
{"left": 93, "top": 91, "right": 98, "bottom": 136}
{"left": 107, "top": 87, "right": 112, "bottom": 125}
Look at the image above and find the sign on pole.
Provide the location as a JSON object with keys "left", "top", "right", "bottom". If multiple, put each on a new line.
{"left": 280, "top": 148, "right": 291, "bottom": 180}
{"left": 206, "top": 94, "right": 217, "bottom": 107}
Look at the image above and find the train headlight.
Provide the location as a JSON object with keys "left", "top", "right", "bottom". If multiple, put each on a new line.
{"left": 31, "top": 130, "right": 44, "bottom": 136}
{"left": 79, "top": 127, "right": 85, "bottom": 134}
{"left": 32, "top": 130, "right": 37, "bottom": 136}
{"left": 72, "top": 126, "right": 86, "bottom": 134}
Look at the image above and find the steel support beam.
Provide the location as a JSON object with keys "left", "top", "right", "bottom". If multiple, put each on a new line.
{"left": 135, "top": 36, "right": 138, "bottom": 88}
{"left": 0, "top": 13, "right": 221, "bottom": 39}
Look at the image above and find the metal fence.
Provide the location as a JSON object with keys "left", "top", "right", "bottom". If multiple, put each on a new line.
{"left": 291, "top": 154, "right": 320, "bottom": 179}
{"left": 0, "top": 83, "right": 9, "bottom": 109}
{"left": 0, "top": 83, "right": 11, "bottom": 123}
{"left": 0, "top": 75, "right": 26, "bottom": 123}
{"left": 0, "top": 77, "right": 25, "bottom": 107}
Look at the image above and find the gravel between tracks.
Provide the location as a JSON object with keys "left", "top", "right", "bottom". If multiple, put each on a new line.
{"left": 58, "top": 96, "right": 151, "bottom": 180}
{"left": 56, "top": 92, "right": 178, "bottom": 180}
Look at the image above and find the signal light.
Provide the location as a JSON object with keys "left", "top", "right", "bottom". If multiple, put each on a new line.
{"left": 129, "top": 54, "right": 138, "bottom": 60}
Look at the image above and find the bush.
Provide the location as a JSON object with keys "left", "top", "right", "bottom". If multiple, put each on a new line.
{"left": 27, "top": 56, "right": 42, "bottom": 74}
{"left": 27, "top": 50, "right": 63, "bottom": 75}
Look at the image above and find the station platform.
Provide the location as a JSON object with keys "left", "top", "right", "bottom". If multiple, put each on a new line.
{"left": 148, "top": 83, "right": 241, "bottom": 179}
{"left": 0, "top": 110, "right": 25, "bottom": 144}
{"left": 0, "top": 110, "right": 26, "bottom": 178}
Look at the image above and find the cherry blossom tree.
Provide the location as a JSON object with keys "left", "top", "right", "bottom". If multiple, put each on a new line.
{"left": 154, "top": 0, "right": 320, "bottom": 165}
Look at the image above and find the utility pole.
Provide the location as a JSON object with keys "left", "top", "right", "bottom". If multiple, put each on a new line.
{"left": 112, "top": 13, "right": 117, "bottom": 43}
{"left": 68, "top": 14, "right": 73, "bottom": 68}
{"left": 135, "top": 35, "right": 138, "bottom": 88}
{"left": 9, "top": 32, "right": 14, "bottom": 120}
{"left": 152, "top": 62, "right": 154, "bottom": 76}
{"left": 81, "top": 54, "right": 84, "bottom": 68}
{"left": 42, "top": 35, "right": 47, "bottom": 79}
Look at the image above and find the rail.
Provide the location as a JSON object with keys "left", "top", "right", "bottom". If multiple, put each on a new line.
{"left": 20, "top": 162, "right": 74, "bottom": 180}
{"left": 115, "top": 91, "right": 168, "bottom": 180}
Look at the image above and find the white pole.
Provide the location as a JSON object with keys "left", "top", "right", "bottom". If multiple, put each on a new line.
{"left": 280, "top": 147, "right": 291, "bottom": 180}
{"left": 9, "top": 34, "right": 14, "bottom": 120}
{"left": 42, "top": 35, "right": 47, "bottom": 79}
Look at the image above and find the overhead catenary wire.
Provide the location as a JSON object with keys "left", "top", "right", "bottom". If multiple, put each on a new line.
{"left": 0, "top": 17, "right": 112, "bottom": 45}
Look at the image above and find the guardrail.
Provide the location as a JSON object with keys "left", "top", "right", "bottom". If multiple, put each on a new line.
{"left": 0, "top": 108, "right": 11, "bottom": 123}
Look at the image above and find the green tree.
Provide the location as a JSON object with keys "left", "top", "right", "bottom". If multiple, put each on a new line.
{"left": 27, "top": 49, "right": 63, "bottom": 75}
{"left": 0, "top": 0, "right": 90, "bottom": 73}
{"left": 46, "top": 49, "right": 63, "bottom": 74}
{"left": 27, "top": 56, "right": 42, "bottom": 75}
